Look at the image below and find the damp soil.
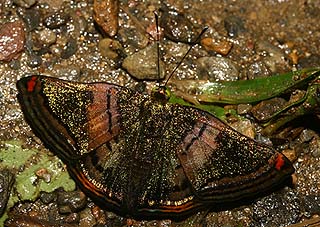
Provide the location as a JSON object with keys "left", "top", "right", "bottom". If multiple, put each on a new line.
{"left": 0, "top": 0, "right": 320, "bottom": 227}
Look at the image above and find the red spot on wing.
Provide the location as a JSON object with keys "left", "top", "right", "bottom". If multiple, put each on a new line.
{"left": 275, "top": 154, "right": 285, "bottom": 171}
{"left": 27, "top": 76, "right": 37, "bottom": 92}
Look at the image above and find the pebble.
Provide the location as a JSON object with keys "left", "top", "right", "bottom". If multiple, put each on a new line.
{"left": 12, "top": 0, "right": 36, "bottom": 8}
{"left": 230, "top": 119, "right": 255, "bottom": 138}
{"left": 93, "top": 0, "right": 119, "bottom": 37}
{"left": 251, "top": 97, "right": 287, "bottom": 122}
{"left": 302, "top": 195, "right": 320, "bottom": 215}
{"left": 252, "top": 190, "right": 300, "bottom": 227}
{"left": 98, "top": 38, "right": 121, "bottom": 59}
{"left": 20, "top": 8, "right": 40, "bottom": 31}
{"left": 122, "top": 43, "right": 165, "bottom": 80}
{"left": 289, "top": 49, "right": 299, "bottom": 65}
{"left": 299, "top": 129, "right": 316, "bottom": 143}
{"left": 201, "top": 38, "right": 233, "bottom": 55}
{"left": 5, "top": 214, "right": 78, "bottom": 227}
{"left": 0, "top": 169, "right": 15, "bottom": 216}
{"left": 256, "top": 41, "right": 286, "bottom": 72}
{"left": 39, "top": 191, "right": 57, "bottom": 204}
{"left": 61, "top": 37, "right": 77, "bottom": 59}
{"left": 310, "top": 136, "right": 320, "bottom": 158}
{"left": 282, "top": 149, "right": 297, "bottom": 163}
{"left": 36, "top": 28, "right": 57, "bottom": 46}
{"left": 237, "top": 104, "right": 252, "bottom": 115}
{"left": 52, "top": 64, "right": 81, "bottom": 79}
{"left": 224, "top": 15, "right": 246, "bottom": 37}
{"left": 0, "top": 21, "right": 25, "bottom": 61}
{"left": 160, "top": 5, "right": 199, "bottom": 43}
{"left": 43, "top": 11, "right": 69, "bottom": 29}
{"left": 117, "top": 26, "right": 149, "bottom": 52}
{"left": 8, "top": 59, "right": 21, "bottom": 70}
{"left": 27, "top": 54, "right": 42, "bottom": 67}
{"left": 196, "top": 56, "right": 239, "bottom": 81}
{"left": 79, "top": 208, "right": 97, "bottom": 227}
{"left": 57, "top": 190, "right": 87, "bottom": 213}
{"left": 35, "top": 168, "right": 51, "bottom": 183}
{"left": 65, "top": 212, "right": 80, "bottom": 223}
{"left": 298, "top": 54, "right": 320, "bottom": 68}
{"left": 245, "top": 61, "right": 272, "bottom": 80}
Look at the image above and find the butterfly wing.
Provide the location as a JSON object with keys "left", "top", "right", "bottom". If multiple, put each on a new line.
{"left": 17, "top": 75, "right": 122, "bottom": 160}
{"left": 176, "top": 110, "right": 294, "bottom": 206}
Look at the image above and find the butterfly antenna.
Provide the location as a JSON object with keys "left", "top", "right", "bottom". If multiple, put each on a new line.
{"left": 164, "top": 27, "right": 208, "bottom": 87}
{"left": 154, "top": 12, "right": 161, "bottom": 85}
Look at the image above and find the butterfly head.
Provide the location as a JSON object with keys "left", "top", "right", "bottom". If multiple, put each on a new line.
{"left": 151, "top": 85, "right": 171, "bottom": 104}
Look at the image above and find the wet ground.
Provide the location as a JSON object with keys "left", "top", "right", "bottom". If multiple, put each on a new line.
{"left": 0, "top": 0, "right": 320, "bottom": 226}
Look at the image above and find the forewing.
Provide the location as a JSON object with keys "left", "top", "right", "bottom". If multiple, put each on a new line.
{"left": 177, "top": 110, "right": 294, "bottom": 205}
{"left": 16, "top": 75, "right": 122, "bottom": 161}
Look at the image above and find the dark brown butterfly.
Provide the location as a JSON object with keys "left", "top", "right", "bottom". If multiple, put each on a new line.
{"left": 17, "top": 75, "right": 294, "bottom": 220}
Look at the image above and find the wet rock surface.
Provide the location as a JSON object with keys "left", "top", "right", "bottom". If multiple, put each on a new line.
{"left": 0, "top": 1, "right": 319, "bottom": 227}
{"left": 196, "top": 56, "right": 239, "bottom": 81}
{"left": 0, "top": 21, "right": 25, "bottom": 61}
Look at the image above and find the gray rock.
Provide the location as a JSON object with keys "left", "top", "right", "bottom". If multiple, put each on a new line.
{"left": 122, "top": 44, "right": 165, "bottom": 80}
{"left": 196, "top": 56, "right": 239, "bottom": 81}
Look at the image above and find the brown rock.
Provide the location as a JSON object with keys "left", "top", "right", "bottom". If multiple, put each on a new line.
{"left": 201, "top": 37, "right": 233, "bottom": 55}
{"left": 0, "top": 21, "right": 25, "bottom": 61}
{"left": 93, "top": 0, "right": 119, "bottom": 37}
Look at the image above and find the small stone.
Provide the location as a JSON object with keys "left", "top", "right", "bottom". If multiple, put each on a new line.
{"left": 224, "top": 15, "right": 246, "bottom": 37}
{"left": 98, "top": 38, "right": 121, "bottom": 59}
{"left": 52, "top": 64, "right": 81, "bottom": 79}
{"left": 8, "top": 59, "right": 21, "bottom": 70}
{"left": 201, "top": 38, "right": 233, "bottom": 55}
{"left": 27, "top": 54, "right": 42, "bottom": 67}
{"left": 21, "top": 8, "right": 40, "bottom": 31}
{"left": 299, "top": 129, "right": 316, "bottom": 142}
{"left": 79, "top": 208, "right": 96, "bottom": 227}
{"left": 251, "top": 97, "right": 287, "bottom": 122}
{"left": 230, "top": 119, "right": 255, "bottom": 139}
{"left": 196, "top": 56, "right": 239, "bottom": 81}
{"left": 57, "top": 190, "right": 87, "bottom": 213}
{"left": 0, "top": 21, "right": 25, "bottom": 61}
{"left": 237, "top": 104, "right": 252, "bottom": 115}
{"left": 289, "top": 49, "right": 299, "bottom": 65}
{"left": 44, "top": 11, "right": 69, "bottom": 29}
{"left": 310, "top": 136, "right": 320, "bottom": 158}
{"left": 50, "top": 44, "right": 63, "bottom": 56}
{"left": 299, "top": 54, "right": 320, "bottom": 68}
{"left": 93, "top": 0, "right": 119, "bottom": 37}
{"left": 35, "top": 168, "right": 51, "bottom": 183}
{"left": 122, "top": 43, "right": 165, "bottom": 80}
{"left": 13, "top": 0, "right": 36, "bottom": 8}
{"left": 282, "top": 149, "right": 297, "bottom": 162}
{"left": 91, "top": 205, "right": 106, "bottom": 224}
{"left": 245, "top": 61, "right": 272, "bottom": 80}
{"left": 61, "top": 38, "right": 77, "bottom": 59}
{"left": 302, "top": 195, "right": 320, "bottom": 215}
{"left": 65, "top": 212, "right": 80, "bottom": 223}
{"left": 117, "top": 26, "right": 149, "bottom": 51}
{"left": 39, "top": 191, "right": 57, "bottom": 204}
{"left": 252, "top": 190, "right": 300, "bottom": 227}
{"left": 36, "top": 28, "right": 57, "bottom": 46}
{"left": 256, "top": 41, "right": 286, "bottom": 72}
{"left": 160, "top": 5, "right": 200, "bottom": 43}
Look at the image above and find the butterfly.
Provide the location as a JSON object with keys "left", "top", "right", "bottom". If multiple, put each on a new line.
{"left": 16, "top": 75, "right": 294, "bottom": 220}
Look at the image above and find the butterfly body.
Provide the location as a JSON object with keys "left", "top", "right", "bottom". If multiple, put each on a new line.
{"left": 17, "top": 75, "right": 294, "bottom": 220}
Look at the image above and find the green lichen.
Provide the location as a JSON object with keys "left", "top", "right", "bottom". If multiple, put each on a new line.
{"left": 0, "top": 140, "right": 76, "bottom": 224}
